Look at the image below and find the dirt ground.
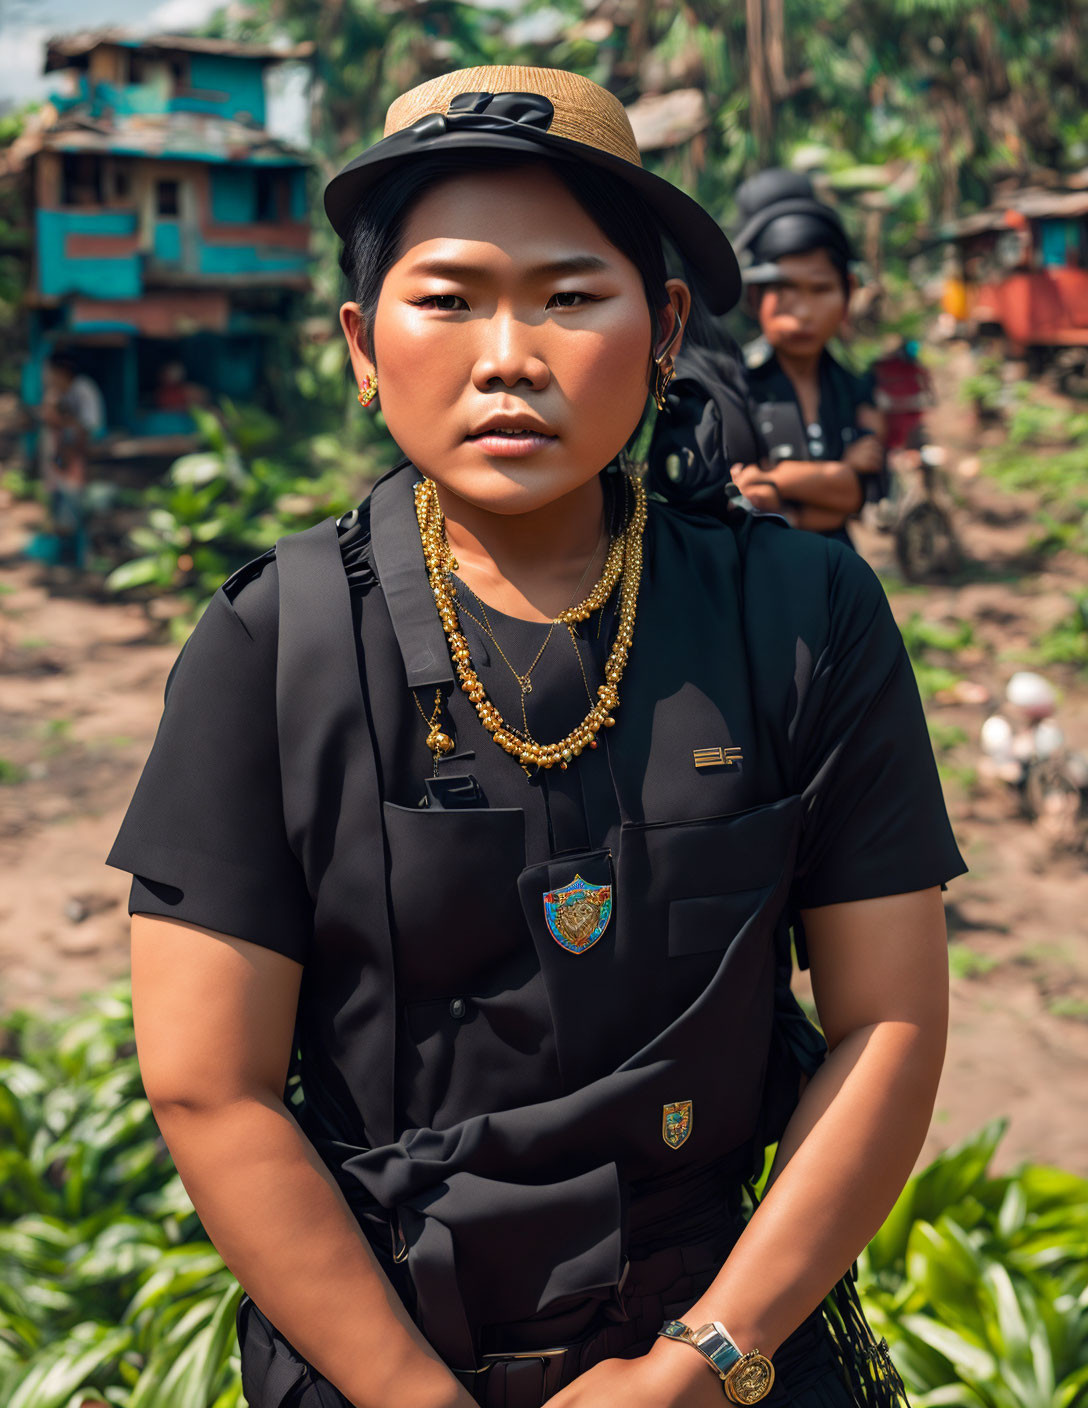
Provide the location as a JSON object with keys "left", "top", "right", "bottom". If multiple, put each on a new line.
{"left": 1, "top": 356, "right": 1086, "bottom": 1175}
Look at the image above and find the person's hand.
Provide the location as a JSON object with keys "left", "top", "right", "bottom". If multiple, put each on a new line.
{"left": 843, "top": 437, "right": 884, "bottom": 474}
{"left": 730, "top": 463, "right": 782, "bottom": 512}
{"left": 545, "top": 1341, "right": 723, "bottom": 1408}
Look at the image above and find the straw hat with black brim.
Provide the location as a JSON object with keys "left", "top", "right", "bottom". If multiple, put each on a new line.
{"left": 323, "top": 66, "right": 741, "bottom": 315}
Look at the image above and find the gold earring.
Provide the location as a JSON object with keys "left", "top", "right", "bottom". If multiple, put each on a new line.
{"left": 651, "top": 311, "right": 682, "bottom": 411}
{"left": 358, "top": 373, "right": 378, "bottom": 407}
{"left": 651, "top": 356, "right": 675, "bottom": 412}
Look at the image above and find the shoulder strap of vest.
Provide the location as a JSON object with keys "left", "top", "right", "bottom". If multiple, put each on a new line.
{"left": 274, "top": 516, "right": 360, "bottom": 868}
{"left": 274, "top": 514, "right": 398, "bottom": 1147}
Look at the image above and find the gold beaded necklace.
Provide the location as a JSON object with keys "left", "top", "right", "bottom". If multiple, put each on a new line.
{"left": 414, "top": 473, "right": 647, "bottom": 774}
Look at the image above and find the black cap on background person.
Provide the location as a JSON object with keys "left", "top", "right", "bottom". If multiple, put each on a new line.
{"left": 733, "top": 168, "right": 855, "bottom": 287}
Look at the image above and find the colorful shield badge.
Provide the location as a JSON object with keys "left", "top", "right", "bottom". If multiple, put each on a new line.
{"left": 542, "top": 874, "right": 612, "bottom": 955}
{"left": 662, "top": 1100, "right": 693, "bottom": 1150}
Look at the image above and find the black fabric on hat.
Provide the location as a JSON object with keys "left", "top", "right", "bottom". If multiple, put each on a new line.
{"left": 750, "top": 210, "right": 852, "bottom": 266}
{"left": 736, "top": 168, "right": 816, "bottom": 225}
{"left": 733, "top": 168, "right": 854, "bottom": 269}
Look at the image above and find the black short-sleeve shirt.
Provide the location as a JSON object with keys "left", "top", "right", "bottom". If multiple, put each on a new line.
{"left": 109, "top": 482, "right": 965, "bottom": 1084}
{"left": 747, "top": 346, "right": 890, "bottom": 513}
{"left": 115, "top": 576, "right": 312, "bottom": 962}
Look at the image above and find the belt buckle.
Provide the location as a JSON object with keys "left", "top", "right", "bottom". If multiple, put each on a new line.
{"left": 479, "top": 1346, "right": 569, "bottom": 1369}
{"left": 477, "top": 1346, "right": 570, "bottom": 1403}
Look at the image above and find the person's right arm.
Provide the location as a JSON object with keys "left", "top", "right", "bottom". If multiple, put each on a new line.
{"left": 131, "top": 913, "right": 476, "bottom": 1408}
{"left": 729, "top": 463, "right": 852, "bottom": 532}
{"left": 760, "top": 455, "right": 865, "bottom": 514}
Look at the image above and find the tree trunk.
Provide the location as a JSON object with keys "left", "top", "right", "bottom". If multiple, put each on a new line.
{"left": 765, "top": 0, "right": 788, "bottom": 98}
{"left": 746, "top": 0, "right": 774, "bottom": 163}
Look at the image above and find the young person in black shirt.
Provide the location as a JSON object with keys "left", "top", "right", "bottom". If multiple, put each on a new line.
{"left": 732, "top": 170, "right": 887, "bottom": 548}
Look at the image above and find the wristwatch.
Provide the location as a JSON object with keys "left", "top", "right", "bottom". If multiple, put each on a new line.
{"left": 658, "top": 1319, "right": 775, "bottom": 1403}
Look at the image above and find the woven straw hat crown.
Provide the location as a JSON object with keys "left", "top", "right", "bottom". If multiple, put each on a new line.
{"left": 383, "top": 66, "right": 644, "bottom": 170}
{"left": 325, "top": 63, "right": 741, "bottom": 311}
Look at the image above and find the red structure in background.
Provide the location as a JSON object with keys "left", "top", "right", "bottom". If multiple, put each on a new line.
{"left": 940, "top": 186, "right": 1088, "bottom": 393}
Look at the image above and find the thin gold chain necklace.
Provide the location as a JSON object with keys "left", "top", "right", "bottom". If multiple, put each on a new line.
{"left": 454, "top": 516, "right": 607, "bottom": 739}
{"left": 414, "top": 474, "right": 647, "bottom": 773}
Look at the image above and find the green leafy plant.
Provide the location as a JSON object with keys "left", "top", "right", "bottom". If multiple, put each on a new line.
{"left": 861, "top": 1121, "right": 1088, "bottom": 1408}
{"left": 947, "top": 942, "right": 999, "bottom": 980}
{"left": 960, "top": 361, "right": 1005, "bottom": 421}
{"left": 1037, "top": 595, "right": 1088, "bottom": 674}
{"left": 0, "top": 984, "right": 243, "bottom": 1407}
{"left": 4, "top": 993, "right": 1087, "bottom": 1407}
{"left": 928, "top": 720, "right": 969, "bottom": 754}
{"left": 982, "top": 402, "right": 1088, "bottom": 563}
{"left": 901, "top": 613, "right": 975, "bottom": 701}
{"left": 106, "top": 395, "right": 383, "bottom": 634}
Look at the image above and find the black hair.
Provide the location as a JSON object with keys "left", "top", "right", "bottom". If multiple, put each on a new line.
{"left": 681, "top": 278, "right": 746, "bottom": 359}
{"left": 48, "top": 351, "right": 79, "bottom": 375}
{"left": 337, "top": 151, "right": 672, "bottom": 361}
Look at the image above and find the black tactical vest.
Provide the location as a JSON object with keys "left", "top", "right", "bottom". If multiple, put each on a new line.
{"left": 264, "top": 464, "right": 826, "bottom": 1369}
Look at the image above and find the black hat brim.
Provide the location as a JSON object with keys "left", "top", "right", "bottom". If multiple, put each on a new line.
{"left": 324, "top": 126, "right": 741, "bottom": 314}
{"left": 741, "top": 260, "right": 789, "bottom": 286}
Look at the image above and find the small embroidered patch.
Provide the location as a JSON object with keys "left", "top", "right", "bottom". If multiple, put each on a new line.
{"left": 662, "top": 1100, "right": 693, "bottom": 1149}
{"left": 542, "top": 875, "right": 613, "bottom": 954}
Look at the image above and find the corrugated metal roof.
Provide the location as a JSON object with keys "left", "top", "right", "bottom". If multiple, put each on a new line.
{"left": 6, "top": 108, "right": 309, "bottom": 169}
{"left": 625, "top": 89, "right": 708, "bottom": 152}
{"left": 939, "top": 187, "right": 1088, "bottom": 240}
{"left": 1002, "top": 187, "right": 1088, "bottom": 218}
{"left": 44, "top": 30, "right": 314, "bottom": 73}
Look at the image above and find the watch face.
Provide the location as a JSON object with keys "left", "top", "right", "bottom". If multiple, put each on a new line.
{"left": 727, "top": 1354, "right": 775, "bottom": 1404}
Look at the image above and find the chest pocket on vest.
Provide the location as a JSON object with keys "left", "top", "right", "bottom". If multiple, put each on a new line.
{"left": 383, "top": 801, "right": 528, "bottom": 1002}
{"left": 639, "top": 800, "right": 792, "bottom": 965}
{"left": 521, "top": 796, "right": 800, "bottom": 1092}
{"left": 383, "top": 802, "right": 561, "bottom": 1130}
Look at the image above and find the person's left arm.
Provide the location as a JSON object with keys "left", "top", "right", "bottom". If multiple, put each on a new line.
{"left": 547, "top": 890, "right": 948, "bottom": 1408}
{"left": 792, "top": 503, "right": 855, "bottom": 533}
{"left": 728, "top": 467, "right": 855, "bottom": 533}
{"left": 662, "top": 886, "right": 948, "bottom": 1351}
{"left": 733, "top": 400, "right": 888, "bottom": 518}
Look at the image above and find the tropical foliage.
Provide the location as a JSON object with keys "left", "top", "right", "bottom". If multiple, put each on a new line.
{"left": 207, "top": 0, "right": 1088, "bottom": 270}
{"left": 103, "top": 370, "right": 389, "bottom": 631}
{"left": 2, "top": 989, "right": 1087, "bottom": 1408}
{"left": 0, "top": 0, "right": 1083, "bottom": 599}
{"left": 0, "top": 983, "right": 243, "bottom": 1408}
{"left": 861, "top": 1120, "right": 1088, "bottom": 1408}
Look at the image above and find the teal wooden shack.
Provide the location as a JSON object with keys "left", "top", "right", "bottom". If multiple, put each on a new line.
{"left": 19, "top": 30, "right": 314, "bottom": 455}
